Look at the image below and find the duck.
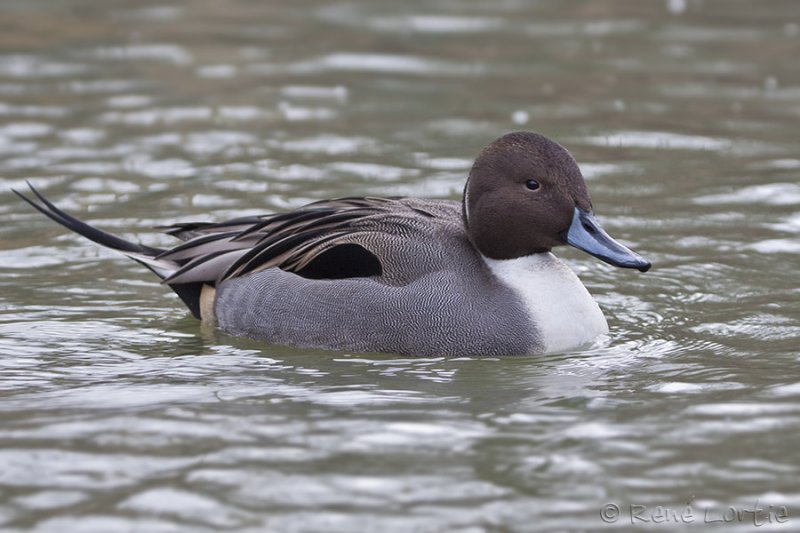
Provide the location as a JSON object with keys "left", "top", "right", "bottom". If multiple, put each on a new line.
{"left": 15, "top": 131, "right": 650, "bottom": 356}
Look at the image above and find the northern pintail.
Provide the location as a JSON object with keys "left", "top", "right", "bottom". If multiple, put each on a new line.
{"left": 16, "top": 132, "right": 650, "bottom": 356}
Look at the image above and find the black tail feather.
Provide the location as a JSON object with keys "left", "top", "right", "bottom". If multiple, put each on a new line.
{"left": 15, "top": 182, "right": 204, "bottom": 319}
{"left": 14, "top": 182, "right": 163, "bottom": 256}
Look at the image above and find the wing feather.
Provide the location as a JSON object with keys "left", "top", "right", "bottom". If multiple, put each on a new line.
{"left": 153, "top": 198, "right": 411, "bottom": 285}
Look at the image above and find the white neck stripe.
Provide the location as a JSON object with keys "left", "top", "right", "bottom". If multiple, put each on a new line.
{"left": 483, "top": 253, "right": 608, "bottom": 353}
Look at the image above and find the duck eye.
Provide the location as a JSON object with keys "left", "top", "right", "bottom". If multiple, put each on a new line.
{"left": 525, "top": 179, "right": 540, "bottom": 191}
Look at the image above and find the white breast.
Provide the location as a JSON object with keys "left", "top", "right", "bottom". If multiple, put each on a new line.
{"left": 483, "top": 253, "right": 609, "bottom": 353}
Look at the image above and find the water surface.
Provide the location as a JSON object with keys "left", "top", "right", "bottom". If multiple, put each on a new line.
{"left": 1, "top": 0, "right": 799, "bottom": 531}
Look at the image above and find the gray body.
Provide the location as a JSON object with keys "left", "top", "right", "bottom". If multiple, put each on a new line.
{"left": 213, "top": 199, "right": 539, "bottom": 356}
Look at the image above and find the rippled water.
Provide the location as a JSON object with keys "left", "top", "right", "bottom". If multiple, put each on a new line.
{"left": 1, "top": 0, "right": 799, "bottom": 531}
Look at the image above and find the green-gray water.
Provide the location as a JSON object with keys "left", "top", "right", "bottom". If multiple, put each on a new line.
{"left": 1, "top": 0, "right": 799, "bottom": 531}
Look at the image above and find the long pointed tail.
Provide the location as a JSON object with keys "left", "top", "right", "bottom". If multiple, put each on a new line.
{"left": 14, "top": 183, "right": 204, "bottom": 318}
